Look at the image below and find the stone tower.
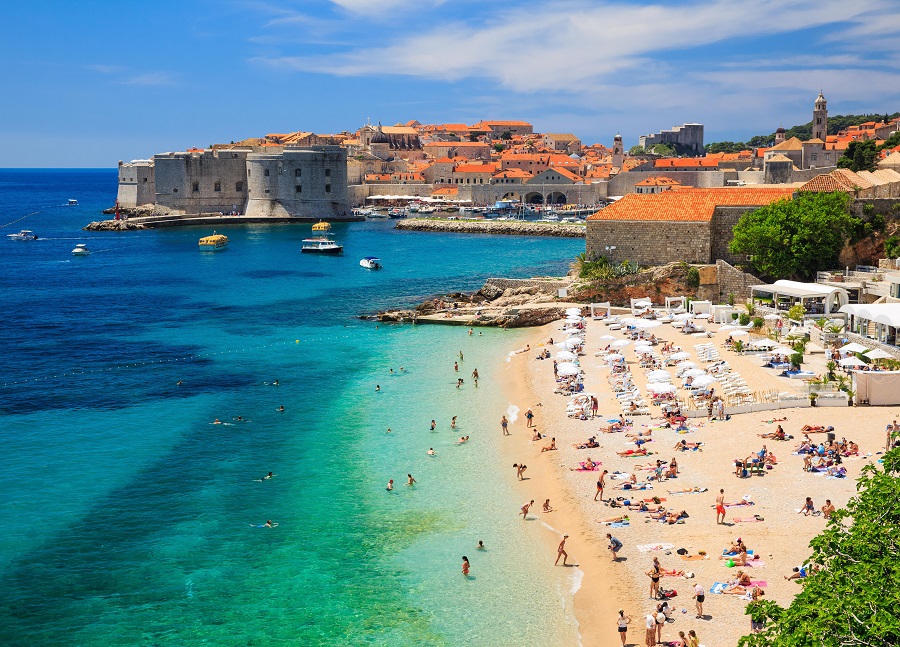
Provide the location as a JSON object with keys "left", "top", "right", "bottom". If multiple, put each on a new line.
{"left": 774, "top": 126, "right": 786, "bottom": 145}
{"left": 812, "top": 91, "right": 828, "bottom": 141}
{"left": 612, "top": 133, "right": 624, "bottom": 168}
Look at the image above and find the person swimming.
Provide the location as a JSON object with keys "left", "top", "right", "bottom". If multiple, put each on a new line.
{"left": 277, "top": 406, "right": 285, "bottom": 412}
{"left": 427, "top": 448, "right": 436, "bottom": 456}
{"left": 250, "top": 520, "right": 277, "bottom": 528}
{"left": 256, "top": 472, "right": 276, "bottom": 481}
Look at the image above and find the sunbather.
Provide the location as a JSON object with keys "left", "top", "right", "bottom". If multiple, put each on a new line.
{"left": 758, "top": 425, "right": 786, "bottom": 440}
{"left": 675, "top": 439, "right": 703, "bottom": 451}
{"left": 617, "top": 447, "right": 648, "bottom": 457}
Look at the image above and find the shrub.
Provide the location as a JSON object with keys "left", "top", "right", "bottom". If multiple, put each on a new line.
{"left": 787, "top": 303, "right": 806, "bottom": 322}
{"left": 885, "top": 235, "right": 900, "bottom": 259}
{"left": 752, "top": 317, "right": 765, "bottom": 329}
{"left": 739, "top": 313, "right": 752, "bottom": 326}
{"left": 728, "top": 293, "right": 736, "bottom": 306}
{"left": 871, "top": 213, "right": 886, "bottom": 232}
{"left": 790, "top": 352, "right": 803, "bottom": 368}
{"left": 686, "top": 267, "right": 700, "bottom": 288}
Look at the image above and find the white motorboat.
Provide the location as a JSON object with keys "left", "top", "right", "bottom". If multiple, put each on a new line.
{"left": 8, "top": 230, "right": 38, "bottom": 241}
{"left": 301, "top": 237, "right": 343, "bottom": 254}
{"left": 71, "top": 243, "right": 90, "bottom": 256}
{"left": 360, "top": 256, "right": 382, "bottom": 270}
{"left": 67, "top": 199, "right": 78, "bottom": 206}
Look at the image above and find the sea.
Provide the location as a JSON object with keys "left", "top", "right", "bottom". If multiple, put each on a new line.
{"left": 0, "top": 169, "right": 586, "bottom": 647}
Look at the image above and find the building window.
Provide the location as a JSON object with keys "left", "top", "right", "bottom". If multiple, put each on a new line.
{"left": 143, "top": 177, "right": 148, "bottom": 183}
{"left": 295, "top": 185, "right": 302, "bottom": 193}
{"left": 214, "top": 181, "right": 221, "bottom": 192}
{"left": 325, "top": 168, "right": 331, "bottom": 177}
{"left": 192, "top": 182, "right": 199, "bottom": 192}
{"left": 264, "top": 169, "right": 270, "bottom": 177}
{"left": 173, "top": 188, "right": 178, "bottom": 193}
{"left": 264, "top": 189, "right": 270, "bottom": 194}
{"left": 236, "top": 181, "right": 243, "bottom": 192}
{"left": 811, "top": 154, "right": 818, "bottom": 161}
{"left": 325, "top": 184, "right": 331, "bottom": 193}
{"left": 295, "top": 168, "right": 302, "bottom": 177}
{"left": 816, "top": 118, "right": 822, "bottom": 124}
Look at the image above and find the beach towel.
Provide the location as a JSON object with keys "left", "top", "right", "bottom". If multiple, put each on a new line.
{"left": 749, "top": 580, "right": 767, "bottom": 588}
{"left": 744, "top": 560, "right": 766, "bottom": 568}
{"left": 576, "top": 462, "right": 601, "bottom": 471}
{"left": 622, "top": 452, "right": 654, "bottom": 458}
{"left": 608, "top": 521, "right": 630, "bottom": 528}
{"left": 709, "top": 582, "right": 727, "bottom": 594}
{"left": 723, "top": 501, "right": 754, "bottom": 509}
{"left": 644, "top": 497, "right": 667, "bottom": 503}
{"left": 722, "top": 549, "right": 754, "bottom": 557}
{"left": 680, "top": 554, "right": 709, "bottom": 561}
{"left": 734, "top": 516, "right": 765, "bottom": 523}
{"left": 637, "top": 542, "right": 674, "bottom": 553}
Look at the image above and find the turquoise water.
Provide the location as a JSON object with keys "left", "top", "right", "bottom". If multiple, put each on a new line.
{"left": 0, "top": 170, "right": 584, "bottom": 646}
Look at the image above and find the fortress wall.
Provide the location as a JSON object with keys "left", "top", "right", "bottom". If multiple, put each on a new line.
{"left": 586, "top": 220, "right": 712, "bottom": 265}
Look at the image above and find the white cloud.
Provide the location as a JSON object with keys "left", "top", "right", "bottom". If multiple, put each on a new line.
{"left": 120, "top": 72, "right": 176, "bottom": 86}
{"left": 329, "top": 0, "right": 445, "bottom": 15}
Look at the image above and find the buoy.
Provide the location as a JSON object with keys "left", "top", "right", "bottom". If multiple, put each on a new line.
{"left": 295, "top": 340, "right": 299, "bottom": 343}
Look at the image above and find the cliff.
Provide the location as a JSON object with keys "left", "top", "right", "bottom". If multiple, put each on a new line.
{"left": 84, "top": 219, "right": 148, "bottom": 231}
{"left": 395, "top": 218, "right": 585, "bottom": 237}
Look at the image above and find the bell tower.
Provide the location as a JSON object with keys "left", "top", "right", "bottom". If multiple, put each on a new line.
{"left": 812, "top": 91, "right": 828, "bottom": 141}
{"left": 612, "top": 133, "right": 624, "bottom": 168}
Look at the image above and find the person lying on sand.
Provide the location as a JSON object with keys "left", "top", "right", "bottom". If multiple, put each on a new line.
{"left": 758, "top": 425, "right": 786, "bottom": 440}
{"left": 724, "top": 585, "right": 764, "bottom": 599}
{"left": 596, "top": 514, "right": 629, "bottom": 524}
{"left": 675, "top": 440, "right": 703, "bottom": 451}
{"left": 625, "top": 430, "right": 651, "bottom": 439}
{"left": 800, "top": 425, "right": 834, "bottom": 433}
{"left": 573, "top": 437, "right": 599, "bottom": 449}
{"left": 719, "top": 548, "right": 748, "bottom": 565}
{"left": 617, "top": 448, "right": 648, "bottom": 457}
{"left": 784, "top": 566, "right": 807, "bottom": 581}
{"left": 668, "top": 486, "right": 708, "bottom": 494}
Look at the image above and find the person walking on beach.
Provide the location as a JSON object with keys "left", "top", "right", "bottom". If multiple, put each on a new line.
{"left": 555, "top": 533, "right": 569, "bottom": 565}
{"left": 716, "top": 489, "right": 726, "bottom": 524}
{"left": 501, "top": 415, "right": 509, "bottom": 435}
{"left": 462, "top": 556, "right": 470, "bottom": 577}
{"left": 513, "top": 463, "right": 527, "bottom": 480}
{"left": 591, "top": 396, "right": 599, "bottom": 419}
{"left": 607, "top": 533, "right": 623, "bottom": 561}
{"left": 693, "top": 583, "right": 705, "bottom": 618}
{"left": 595, "top": 469, "right": 608, "bottom": 501}
{"left": 616, "top": 610, "right": 631, "bottom": 646}
{"left": 525, "top": 408, "right": 534, "bottom": 428}
{"left": 521, "top": 500, "right": 534, "bottom": 519}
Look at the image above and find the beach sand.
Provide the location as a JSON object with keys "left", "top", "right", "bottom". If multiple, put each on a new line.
{"left": 498, "top": 318, "right": 900, "bottom": 647}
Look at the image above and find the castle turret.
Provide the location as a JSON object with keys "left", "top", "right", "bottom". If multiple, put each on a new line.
{"left": 812, "top": 91, "right": 828, "bottom": 142}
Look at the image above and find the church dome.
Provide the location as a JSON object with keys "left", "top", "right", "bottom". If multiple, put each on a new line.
{"left": 776, "top": 126, "right": 786, "bottom": 134}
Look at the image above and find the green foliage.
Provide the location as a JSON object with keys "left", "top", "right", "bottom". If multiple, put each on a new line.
{"left": 685, "top": 267, "right": 700, "bottom": 288}
{"left": 577, "top": 255, "right": 639, "bottom": 281}
{"left": 499, "top": 131, "right": 513, "bottom": 141}
{"left": 746, "top": 301, "right": 757, "bottom": 317}
{"left": 733, "top": 340, "right": 745, "bottom": 353}
{"left": 728, "top": 293, "right": 736, "bottom": 306}
{"left": 739, "top": 450, "right": 900, "bottom": 647}
{"left": 739, "top": 313, "right": 751, "bottom": 326}
{"left": 493, "top": 143, "right": 505, "bottom": 153}
{"left": 790, "top": 352, "right": 803, "bottom": 368}
{"left": 825, "top": 360, "right": 837, "bottom": 381}
{"left": 705, "top": 141, "right": 749, "bottom": 154}
{"left": 885, "top": 235, "right": 900, "bottom": 259}
{"left": 878, "top": 130, "right": 900, "bottom": 151}
{"left": 752, "top": 317, "right": 765, "bottom": 329}
{"left": 871, "top": 213, "right": 887, "bottom": 232}
{"left": 652, "top": 143, "right": 675, "bottom": 157}
{"left": 628, "top": 145, "right": 645, "bottom": 156}
{"left": 838, "top": 140, "right": 878, "bottom": 172}
{"left": 786, "top": 303, "right": 806, "bottom": 322}
{"left": 825, "top": 323, "right": 844, "bottom": 334}
{"left": 791, "top": 337, "right": 808, "bottom": 354}
{"left": 729, "top": 192, "right": 856, "bottom": 279}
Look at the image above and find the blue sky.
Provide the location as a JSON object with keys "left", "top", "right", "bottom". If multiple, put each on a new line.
{"left": 2, "top": 0, "right": 899, "bottom": 167}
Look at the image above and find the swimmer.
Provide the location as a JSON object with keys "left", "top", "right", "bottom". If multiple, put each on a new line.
{"left": 234, "top": 416, "right": 244, "bottom": 422}
{"left": 278, "top": 406, "right": 285, "bottom": 412}
{"left": 273, "top": 380, "right": 279, "bottom": 386}
{"left": 472, "top": 368, "right": 479, "bottom": 379}
{"left": 459, "top": 351, "right": 464, "bottom": 361}
{"left": 454, "top": 361, "right": 459, "bottom": 372}
{"left": 375, "top": 385, "right": 381, "bottom": 392}
{"left": 250, "top": 520, "right": 278, "bottom": 528}
{"left": 462, "top": 556, "right": 470, "bottom": 576}
{"left": 386, "top": 427, "right": 392, "bottom": 433}
{"left": 406, "top": 473, "right": 416, "bottom": 486}
{"left": 456, "top": 378, "right": 463, "bottom": 388}
{"left": 427, "top": 448, "right": 436, "bottom": 456}
{"left": 389, "top": 368, "right": 394, "bottom": 374}
{"left": 257, "top": 472, "right": 277, "bottom": 481}
{"left": 451, "top": 416, "right": 458, "bottom": 429}
{"left": 176, "top": 380, "right": 183, "bottom": 386}
{"left": 430, "top": 420, "right": 437, "bottom": 431}
{"left": 477, "top": 540, "right": 485, "bottom": 550}
{"left": 212, "top": 418, "right": 222, "bottom": 425}
{"left": 456, "top": 436, "right": 470, "bottom": 444}
{"left": 386, "top": 479, "right": 394, "bottom": 491}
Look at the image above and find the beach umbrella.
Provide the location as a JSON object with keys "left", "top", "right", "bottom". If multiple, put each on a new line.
{"left": 606, "top": 353, "right": 624, "bottom": 361}
{"left": 676, "top": 360, "right": 697, "bottom": 369}
{"left": 670, "top": 351, "right": 691, "bottom": 361}
{"left": 646, "top": 369, "right": 671, "bottom": 381}
{"left": 647, "top": 383, "right": 676, "bottom": 393}
{"left": 731, "top": 330, "right": 749, "bottom": 337}
{"left": 564, "top": 338, "right": 582, "bottom": 349}
{"left": 556, "top": 350, "right": 578, "bottom": 361}
{"left": 611, "top": 339, "right": 630, "bottom": 347}
{"left": 839, "top": 342, "right": 868, "bottom": 354}
{"left": 764, "top": 313, "right": 781, "bottom": 321}
{"left": 634, "top": 320, "right": 662, "bottom": 329}
{"left": 565, "top": 316, "right": 582, "bottom": 323}
{"left": 683, "top": 368, "right": 706, "bottom": 378}
{"left": 565, "top": 308, "right": 583, "bottom": 316}
{"left": 719, "top": 325, "right": 738, "bottom": 331}
{"left": 864, "top": 348, "right": 895, "bottom": 360}
{"left": 749, "top": 338, "right": 779, "bottom": 349}
{"left": 599, "top": 334, "right": 616, "bottom": 341}
{"left": 556, "top": 362, "right": 581, "bottom": 376}
{"left": 691, "top": 375, "right": 717, "bottom": 388}
{"left": 634, "top": 300, "right": 652, "bottom": 308}
{"left": 839, "top": 356, "right": 868, "bottom": 367}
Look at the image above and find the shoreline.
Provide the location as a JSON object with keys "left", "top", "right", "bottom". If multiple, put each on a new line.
{"left": 396, "top": 218, "right": 586, "bottom": 237}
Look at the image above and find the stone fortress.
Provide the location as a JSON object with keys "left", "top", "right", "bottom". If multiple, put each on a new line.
{"left": 639, "top": 123, "right": 704, "bottom": 155}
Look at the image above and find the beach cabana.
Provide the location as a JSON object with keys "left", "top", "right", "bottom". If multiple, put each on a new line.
{"left": 665, "top": 296, "right": 686, "bottom": 313}
{"left": 853, "top": 370, "right": 900, "bottom": 405}
{"left": 838, "top": 304, "right": 900, "bottom": 349}
{"left": 590, "top": 302, "right": 611, "bottom": 319}
{"left": 750, "top": 280, "right": 849, "bottom": 316}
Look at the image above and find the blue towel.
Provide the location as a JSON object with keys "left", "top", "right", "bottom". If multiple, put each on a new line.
{"left": 709, "top": 582, "right": 727, "bottom": 594}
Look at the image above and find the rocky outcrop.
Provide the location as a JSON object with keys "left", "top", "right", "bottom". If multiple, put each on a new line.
{"left": 395, "top": 218, "right": 585, "bottom": 237}
{"left": 83, "top": 219, "right": 147, "bottom": 231}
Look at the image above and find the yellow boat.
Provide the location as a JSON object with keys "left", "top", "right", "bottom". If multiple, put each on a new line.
{"left": 311, "top": 221, "right": 332, "bottom": 233}
{"left": 199, "top": 233, "right": 228, "bottom": 251}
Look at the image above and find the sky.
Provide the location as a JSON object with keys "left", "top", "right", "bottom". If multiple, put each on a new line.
{"left": 2, "top": 0, "right": 900, "bottom": 167}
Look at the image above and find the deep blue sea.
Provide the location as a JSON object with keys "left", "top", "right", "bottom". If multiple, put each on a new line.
{"left": 0, "top": 170, "right": 585, "bottom": 646}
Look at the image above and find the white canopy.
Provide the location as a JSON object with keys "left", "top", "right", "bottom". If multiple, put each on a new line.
{"left": 839, "top": 303, "right": 900, "bottom": 329}
{"left": 565, "top": 308, "right": 583, "bottom": 316}
{"left": 683, "top": 368, "right": 707, "bottom": 378}
{"left": 748, "top": 339, "right": 779, "bottom": 349}
{"left": 839, "top": 342, "right": 869, "bottom": 354}
{"left": 647, "top": 383, "right": 676, "bottom": 393}
{"left": 556, "top": 350, "right": 578, "bottom": 361}
{"left": 606, "top": 353, "right": 624, "bottom": 361}
{"left": 839, "top": 357, "right": 868, "bottom": 367}
{"left": 676, "top": 360, "right": 697, "bottom": 369}
{"left": 599, "top": 335, "right": 616, "bottom": 341}
{"left": 670, "top": 351, "right": 691, "bottom": 360}
{"left": 865, "top": 348, "right": 896, "bottom": 360}
{"left": 611, "top": 340, "right": 630, "bottom": 347}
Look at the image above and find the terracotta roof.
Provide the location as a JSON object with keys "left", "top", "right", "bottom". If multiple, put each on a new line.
{"left": 634, "top": 176, "right": 681, "bottom": 187}
{"left": 798, "top": 175, "right": 855, "bottom": 193}
{"left": 552, "top": 167, "right": 584, "bottom": 182}
{"left": 770, "top": 137, "right": 804, "bottom": 151}
{"left": 492, "top": 168, "right": 534, "bottom": 179}
{"left": 587, "top": 187, "right": 795, "bottom": 223}
{"left": 432, "top": 187, "right": 459, "bottom": 196}
{"left": 805, "top": 138, "right": 825, "bottom": 145}
{"left": 544, "top": 133, "right": 581, "bottom": 141}
{"left": 477, "top": 120, "right": 532, "bottom": 126}
{"left": 879, "top": 152, "right": 900, "bottom": 168}
{"left": 767, "top": 154, "right": 793, "bottom": 163}
{"left": 454, "top": 163, "right": 499, "bottom": 173}
{"left": 653, "top": 158, "right": 720, "bottom": 168}
{"left": 423, "top": 141, "right": 489, "bottom": 147}
{"left": 832, "top": 168, "right": 873, "bottom": 189}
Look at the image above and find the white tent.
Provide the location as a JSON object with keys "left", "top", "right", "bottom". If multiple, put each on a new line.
{"left": 839, "top": 357, "right": 868, "bottom": 367}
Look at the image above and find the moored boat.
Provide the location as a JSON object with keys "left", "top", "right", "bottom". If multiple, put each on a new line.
{"left": 360, "top": 256, "right": 382, "bottom": 270}
{"left": 7, "top": 230, "right": 38, "bottom": 241}
{"left": 199, "top": 233, "right": 229, "bottom": 251}
{"left": 302, "top": 237, "right": 343, "bottom": 254}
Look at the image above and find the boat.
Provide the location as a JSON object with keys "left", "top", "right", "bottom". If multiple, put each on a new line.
{"left": 418, "top": 206, "right": 436, "bottom": 215}
{"left": 388, "top": 208, "right": 405, "bottom": 219}
{"left": 67, "top": 199, "right": 78, "bottom": 206}
{"left": 360, "top": 256, "right": 382, "bottom": 270}
{"left": 198, "top": 233, "right": 229, "bottom": 251}
{"left": 71, "top": 243, "right": 90, "bottom": 256}
{"left": 302, "top": 237, "right": 343, "bottom": 254}
{"left": 312, "top": 221, "right": 333, "bottom": 233}
{"left": 7, "top": 230, "right": 38, "bottom": 241}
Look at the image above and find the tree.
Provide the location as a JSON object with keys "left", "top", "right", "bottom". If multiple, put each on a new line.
{"left": 499, "top": 131, "right": 513, "bottom": 141}
{"left": 838, "top": 140, "right": 878, "bottom": 172}
{"left": 729, "top": 192, "right": 856, "bottom": 279}
{"left": 493, "top": 143, "right": 505, "bottom": 153}
{"left": 739, "top": 449, "right": 900, "bottom": 647}
{"left": 878, "top": 130, "right": 900, "bottom": 151}
{"left": 628, "top": 145, "right": 645, "bottom": 156}
{"left": 652, "top": 143, "right": 675, "bottom": 157}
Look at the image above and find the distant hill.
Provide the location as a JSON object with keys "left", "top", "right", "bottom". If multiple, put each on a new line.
{"left": 705, "top": 112, "right": 900, "bottom": 154}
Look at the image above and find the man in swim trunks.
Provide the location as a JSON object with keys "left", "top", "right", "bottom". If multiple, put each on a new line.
{"left": 716, "top": 489, "right": 726, "bottom": 524}
{"left": 555, "top": 534, "right": 569, "bottom": 565}
{"left": 595, "top": 469, "right": 608, "bottom": 501}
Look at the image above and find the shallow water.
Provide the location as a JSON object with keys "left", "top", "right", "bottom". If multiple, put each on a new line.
{"left": 0, "top": 170, "right": 583, "bottom": 646}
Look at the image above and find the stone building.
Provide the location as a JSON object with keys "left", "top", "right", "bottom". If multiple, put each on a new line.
{"left": 117, "top": 146, "right": 351, "bottom": 219}
{"left": 542, "top": 133, "right": 582, "bottom": 154}
{"left": 472, "top": 120, "right": 534, "bottom": 138}
{"left": 585, "top": 187, "right": 795, "bottom": 265}
{"left": 639, "top": 123, "right": 704, "bottom": 155}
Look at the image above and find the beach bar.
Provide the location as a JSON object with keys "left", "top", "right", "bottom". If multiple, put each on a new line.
{"left": 838, "top": 303, "right": 900, "bottom": 348}
{"left": 750, "top": 280, "right": 849, "bottom": 316}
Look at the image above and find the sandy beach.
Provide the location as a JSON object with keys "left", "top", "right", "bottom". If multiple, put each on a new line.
{"left": 497, "top": 317, "right": 900, "bottom": 647}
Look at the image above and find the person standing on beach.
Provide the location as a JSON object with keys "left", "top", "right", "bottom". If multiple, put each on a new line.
{"left": 501, "top": 415, "right": 509, "bottom": 435}
{"left": 595, "top": 469, "right": 608, "bottom": 501}
{"left": 607, "top": 533, "right": 623, "bottom": 561}
{"left": 513, "top": 463, "right": 527, "bottom": 480}
{"left": 462, "top": 556, "right": 470, "bottom": 577}
{"left": 692, "top": 583, "right": 705, "bottom": 618}
{"left": 647, "top": 557, "right": 662, "bottom": 600}
{"left": 472, "top": 368, "right": 479, "bottom": 380}
{"left": 555, "top": 533, "right": 569, "bottom": 565}
{"left": 591, "top": 396, "right": 599, "bottom": 419}
{"left": 716, "top": 489, "right": 726, "bottom": 525}
{"left": 644, "top": 613, "right": 656, "bottom": 647}
{"left": 521, "top": 500, "right": 534, "bottom": 519}
{"left": 616, "top": 610, "right": 631, "bottom": 646}
{"left": 525, "top": 408, "right": 534, "bottom": 428}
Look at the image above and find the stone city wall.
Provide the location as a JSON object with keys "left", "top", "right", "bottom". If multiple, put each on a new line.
{"left": 586, "top": 219, "right": 711, "bottom": 265}
{"left": 714, "top": 259, "right": 761, "bottom": 302}
{"left": 481, "top": 277, "right": 571, "bottom": 297}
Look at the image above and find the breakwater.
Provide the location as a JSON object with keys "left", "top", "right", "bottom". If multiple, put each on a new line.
{"left": 395, "top": 218, "right": 585, "bottom": 237}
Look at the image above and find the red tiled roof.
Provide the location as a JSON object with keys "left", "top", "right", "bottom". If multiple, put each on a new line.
{"left": 432, "top": 187, "right": 459, "bottom": 196}
{"left": 587, "top": 187, "right": 795, "bottom": 223}
{"left": 634, "top": 176, "right": 681, "bottom": 187}
{"left": 454, "top": 163, "right": 499, "bottom": 173}
{"left": 653, "top": 158, "right": 720, "bottom": 168}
